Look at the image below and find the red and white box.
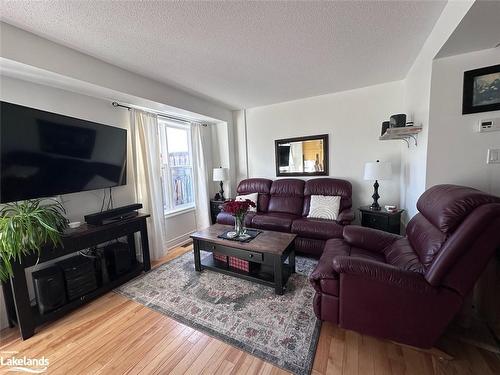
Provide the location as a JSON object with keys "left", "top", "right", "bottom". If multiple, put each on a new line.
{"left": 228, "top": 256, "right": 256, "bottom": 272}
{"left": 213, "top": 253, "right": 228, "bottom": 263}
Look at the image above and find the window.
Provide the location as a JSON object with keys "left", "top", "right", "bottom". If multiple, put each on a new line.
{"left": 159, "top": 119, "right": 195, "bottom": 215}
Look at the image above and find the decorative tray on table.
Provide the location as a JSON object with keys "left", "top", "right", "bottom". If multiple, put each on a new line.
{"left": 217, "top": 229, "right": 262, "bottom": 243}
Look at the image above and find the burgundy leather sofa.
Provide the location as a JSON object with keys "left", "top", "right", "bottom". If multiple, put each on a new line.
{"left": 310, "top": 184, "right": 500, "bottom": 348}
{"left": 216, "top": 178, "right": 354, "bottom": 256}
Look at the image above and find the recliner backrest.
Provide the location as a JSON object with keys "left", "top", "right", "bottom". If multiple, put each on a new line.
{"left": 268, "top": 179, "right": 305, "bottom": 216}
{"left": 302, "top": 178, "right": 352, "bottom": 216}
{"left": 407, "top": 184, "right": 500, "bottom": 295}
{"left": 237, "top": 178, "right": 273, "bottom": 212}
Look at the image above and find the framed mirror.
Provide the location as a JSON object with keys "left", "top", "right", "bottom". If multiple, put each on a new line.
{"left": 275, "top": 134, "right": 329, "bottom": 177}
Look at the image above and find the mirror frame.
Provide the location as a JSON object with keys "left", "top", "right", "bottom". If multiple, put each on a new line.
{"left": 274, "top": 134, "right": 329, "bottom": 177}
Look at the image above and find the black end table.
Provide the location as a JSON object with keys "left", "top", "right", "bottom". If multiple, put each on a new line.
{"left": 210, "top": 199, "right": 225, "bottom": 224}
{"left": 359, "top": 206, "right": 404, "bottom": 235}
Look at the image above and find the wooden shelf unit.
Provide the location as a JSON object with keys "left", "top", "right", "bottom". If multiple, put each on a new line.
{"left": 379, "top": 126, "right": 422, "bottom": 147}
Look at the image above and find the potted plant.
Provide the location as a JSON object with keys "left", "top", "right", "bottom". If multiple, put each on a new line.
{"left": 221, "top": 199, "right": 256, "bottom": 238}
{"left": 0, "top": 199, "right": 67, "bottom": 282}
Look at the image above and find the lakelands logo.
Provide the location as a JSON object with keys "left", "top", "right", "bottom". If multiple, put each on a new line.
{"left": 0, "top": 352, "right": 49, "bottom": 373}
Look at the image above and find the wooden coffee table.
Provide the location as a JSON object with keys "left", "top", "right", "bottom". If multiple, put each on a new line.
{"left": 190, "top": 224, "right": 296, "bottom": 295}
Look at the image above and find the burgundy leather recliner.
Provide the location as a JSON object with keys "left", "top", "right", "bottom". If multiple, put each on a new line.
{"left": 217, "top": 178, "right": 354, "bottom": 256}
{"left": 310, "top": 184, "right": 500, "bottom": 348}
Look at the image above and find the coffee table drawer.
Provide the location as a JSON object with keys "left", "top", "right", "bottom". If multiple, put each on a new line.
{"left": 197, "top": 240, "right": 263, "bottom": 262}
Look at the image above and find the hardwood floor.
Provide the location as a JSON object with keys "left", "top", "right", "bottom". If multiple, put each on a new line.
{"left": 1, "top": 245, "right": 499, "bottom": 374}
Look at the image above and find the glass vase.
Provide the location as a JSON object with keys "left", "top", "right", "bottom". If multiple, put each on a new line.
{"left": 234, "top": 214, "right": 246, "bottom": 238}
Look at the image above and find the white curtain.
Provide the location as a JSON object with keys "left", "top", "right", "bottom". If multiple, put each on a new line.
{"left": 191, "top": 123, "right": 211, "bottom": 230}
{"left": 131, "top": 109, "right": 167, "bottom": 260}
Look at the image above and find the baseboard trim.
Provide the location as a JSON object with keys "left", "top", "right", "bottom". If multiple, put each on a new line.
{"left": 165, "top": 231, "right": 195, "bottom": 250}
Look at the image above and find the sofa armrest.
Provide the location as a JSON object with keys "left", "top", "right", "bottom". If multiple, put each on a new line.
{"left": 337, "top": 209, "right": 355, "bottom": 224}
{"left": 332, "top": 256, "right": 434, "bottom": 294}
{"left": 343, "top": 225, "right": 401, "bottom": 253}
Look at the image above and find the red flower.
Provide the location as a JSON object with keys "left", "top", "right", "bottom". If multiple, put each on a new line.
{"left": 221, "top": 199, "right": 256, "bottom": 216}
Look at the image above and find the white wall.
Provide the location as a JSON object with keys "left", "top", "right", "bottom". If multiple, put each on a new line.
{"left": 401, "top": 1, "right": 474, "bottom": 220}
{"left": 427, "top": 48, "right": 500, "bottom": 195}
{"left": 242, "top": 81, "right": 405, "bottom": 217}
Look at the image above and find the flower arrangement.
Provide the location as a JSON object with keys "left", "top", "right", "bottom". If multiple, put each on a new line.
{"left": 221, "top": 199, "right": 256, "bottom": 216}
{"left": 221, "top": 199, "right": 256, "bottom": 237}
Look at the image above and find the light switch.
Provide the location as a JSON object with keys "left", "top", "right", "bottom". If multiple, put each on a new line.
{"left": 487, "top": 148, "right": 500, "bottom": 164}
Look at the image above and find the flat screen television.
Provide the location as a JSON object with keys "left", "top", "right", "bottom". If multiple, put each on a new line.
{"left": 1, "top": 102, "right": 127, "bottom": 203}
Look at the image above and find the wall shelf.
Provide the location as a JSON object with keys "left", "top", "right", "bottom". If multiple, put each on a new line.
{"left": 379, "top": 126, "right": 422, "bottom": 147}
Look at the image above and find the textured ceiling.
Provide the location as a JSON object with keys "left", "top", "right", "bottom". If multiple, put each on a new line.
{"left": 1, "top": 1, "right": 446, "bottom": 109}
{"left": 437, "top": 0, "right": 500, "bottom": 58}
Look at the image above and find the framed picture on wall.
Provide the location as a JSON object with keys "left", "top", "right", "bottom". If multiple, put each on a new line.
{"left": 274, "top": 134, "right": 329, "bottom": 177}
{"left": 462, "top": 64, "right": 500, "bottom": 114}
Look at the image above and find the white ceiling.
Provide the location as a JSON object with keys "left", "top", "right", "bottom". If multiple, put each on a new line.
{"left": 436, "top": 0, "right": 500, "bottom": 58}
{"left": 1, "top": 1, "right": 446, "bottom": 109}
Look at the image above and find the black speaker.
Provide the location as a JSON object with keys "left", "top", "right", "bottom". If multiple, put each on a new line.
{"left": 381, "top": 121, "right": 390, "bottom": 136}
{"left": 57, "top": 256, "right": 98, "bottom": 301}
{"left": 32, "top": 266, "right": 66, "bottom": 315}
{"left": 103, "top": 242, "right": 132, "bottom": 278}
{"left": 389, "top": 114, "right": 407, "bottom": 128}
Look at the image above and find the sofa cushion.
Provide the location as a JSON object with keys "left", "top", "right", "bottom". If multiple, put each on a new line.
{"left": 294, "top": 237, "right": 325, "bottom": 257}
{"left": 216, "top": 211, "right": 255, "bottom": 227}
{"left": 251, "top": 212, "right": 299, "bottom": 232}
{"left": 303, "top": 178, "right": 352, "bottom": 216}
{"left": 268, "top": 179, "right": 305, "bottom": 216}
{"left": 291, "top": 218, "right": 343, "bottom": 240}
{"left": 406, "top": 214, "right": 447, "bottom": 268}
{"left": 350, "top": 247, "right": 386, "bottom": 263}
{"left": 237, "top": 178, "right": 272, "bottom": 213}
{"left": 417, "top": 184, "right": 500, "bottom": 234}
{"left": 384, "top": 238, "right": 425, "bottom": 273}
{"left": 308, "top": 195, "right": 341, "bottom": 220}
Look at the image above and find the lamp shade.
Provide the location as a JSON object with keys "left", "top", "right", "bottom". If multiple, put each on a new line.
{"left": 364, "top": 161, "right": 392, "bottom": 181}
{"left": 213, "top": 167, "right": 228, "bottom": 182}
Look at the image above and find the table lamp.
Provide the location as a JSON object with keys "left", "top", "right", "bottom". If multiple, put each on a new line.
{"left": 213, "top": 167, "right": 229, "bottom": 200}
{"left": 364, "top": 160, "right": 392, "bottom": 210}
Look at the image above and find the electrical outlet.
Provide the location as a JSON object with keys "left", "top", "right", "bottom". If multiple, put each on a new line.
{"left": 487, "top": 148, "right": 500, "bottom": 164}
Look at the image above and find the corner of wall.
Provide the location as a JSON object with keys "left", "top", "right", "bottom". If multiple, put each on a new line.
{"left": 400, "top": 0, "right": 473, "bottom": 221}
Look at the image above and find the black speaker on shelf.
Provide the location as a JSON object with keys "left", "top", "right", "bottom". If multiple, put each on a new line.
{"left": 32, "top": 266, "right": 66, "bottom": 315}
{"left": 381, "top": 121, "right": 390, "bottom": 136}
{"left": 84, "top": 204, "right": 142, "bottom": 226}
{"left": 389, "top": 114, "right": 407, "bottom": 128}
{"left": 57, "top": 255, "right": 98, "bottom": 301}
{"left": 103, "top": 242, "right": 133, "bottom": 278}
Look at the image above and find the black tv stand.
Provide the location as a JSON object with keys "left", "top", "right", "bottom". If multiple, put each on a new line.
{"left": 1, "top": 214, "right": 151, "bottom": 340}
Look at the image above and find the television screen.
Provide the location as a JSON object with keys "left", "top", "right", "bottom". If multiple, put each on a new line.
{"left": 1, "top": 101, "right": 127, "bottom": 203}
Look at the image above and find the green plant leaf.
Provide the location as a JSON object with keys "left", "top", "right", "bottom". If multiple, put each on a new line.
{"left": 0, "top": 199, "right": 67, "bottom": 282}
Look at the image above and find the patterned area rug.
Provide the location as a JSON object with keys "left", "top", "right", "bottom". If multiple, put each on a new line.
{"left": 115, "top": 251, "right": 320, "bottom": 375}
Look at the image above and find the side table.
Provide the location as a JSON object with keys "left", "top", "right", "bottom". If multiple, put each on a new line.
{"left": 359, "top": 206, "right": 404, "bottom": 235}
{"left": 210, "top": 199, "right": 225, "bottom": 224}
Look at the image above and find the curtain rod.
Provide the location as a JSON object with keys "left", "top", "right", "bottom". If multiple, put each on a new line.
{"left": 112, "top": 101, "right": 208, "bottom": 126}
